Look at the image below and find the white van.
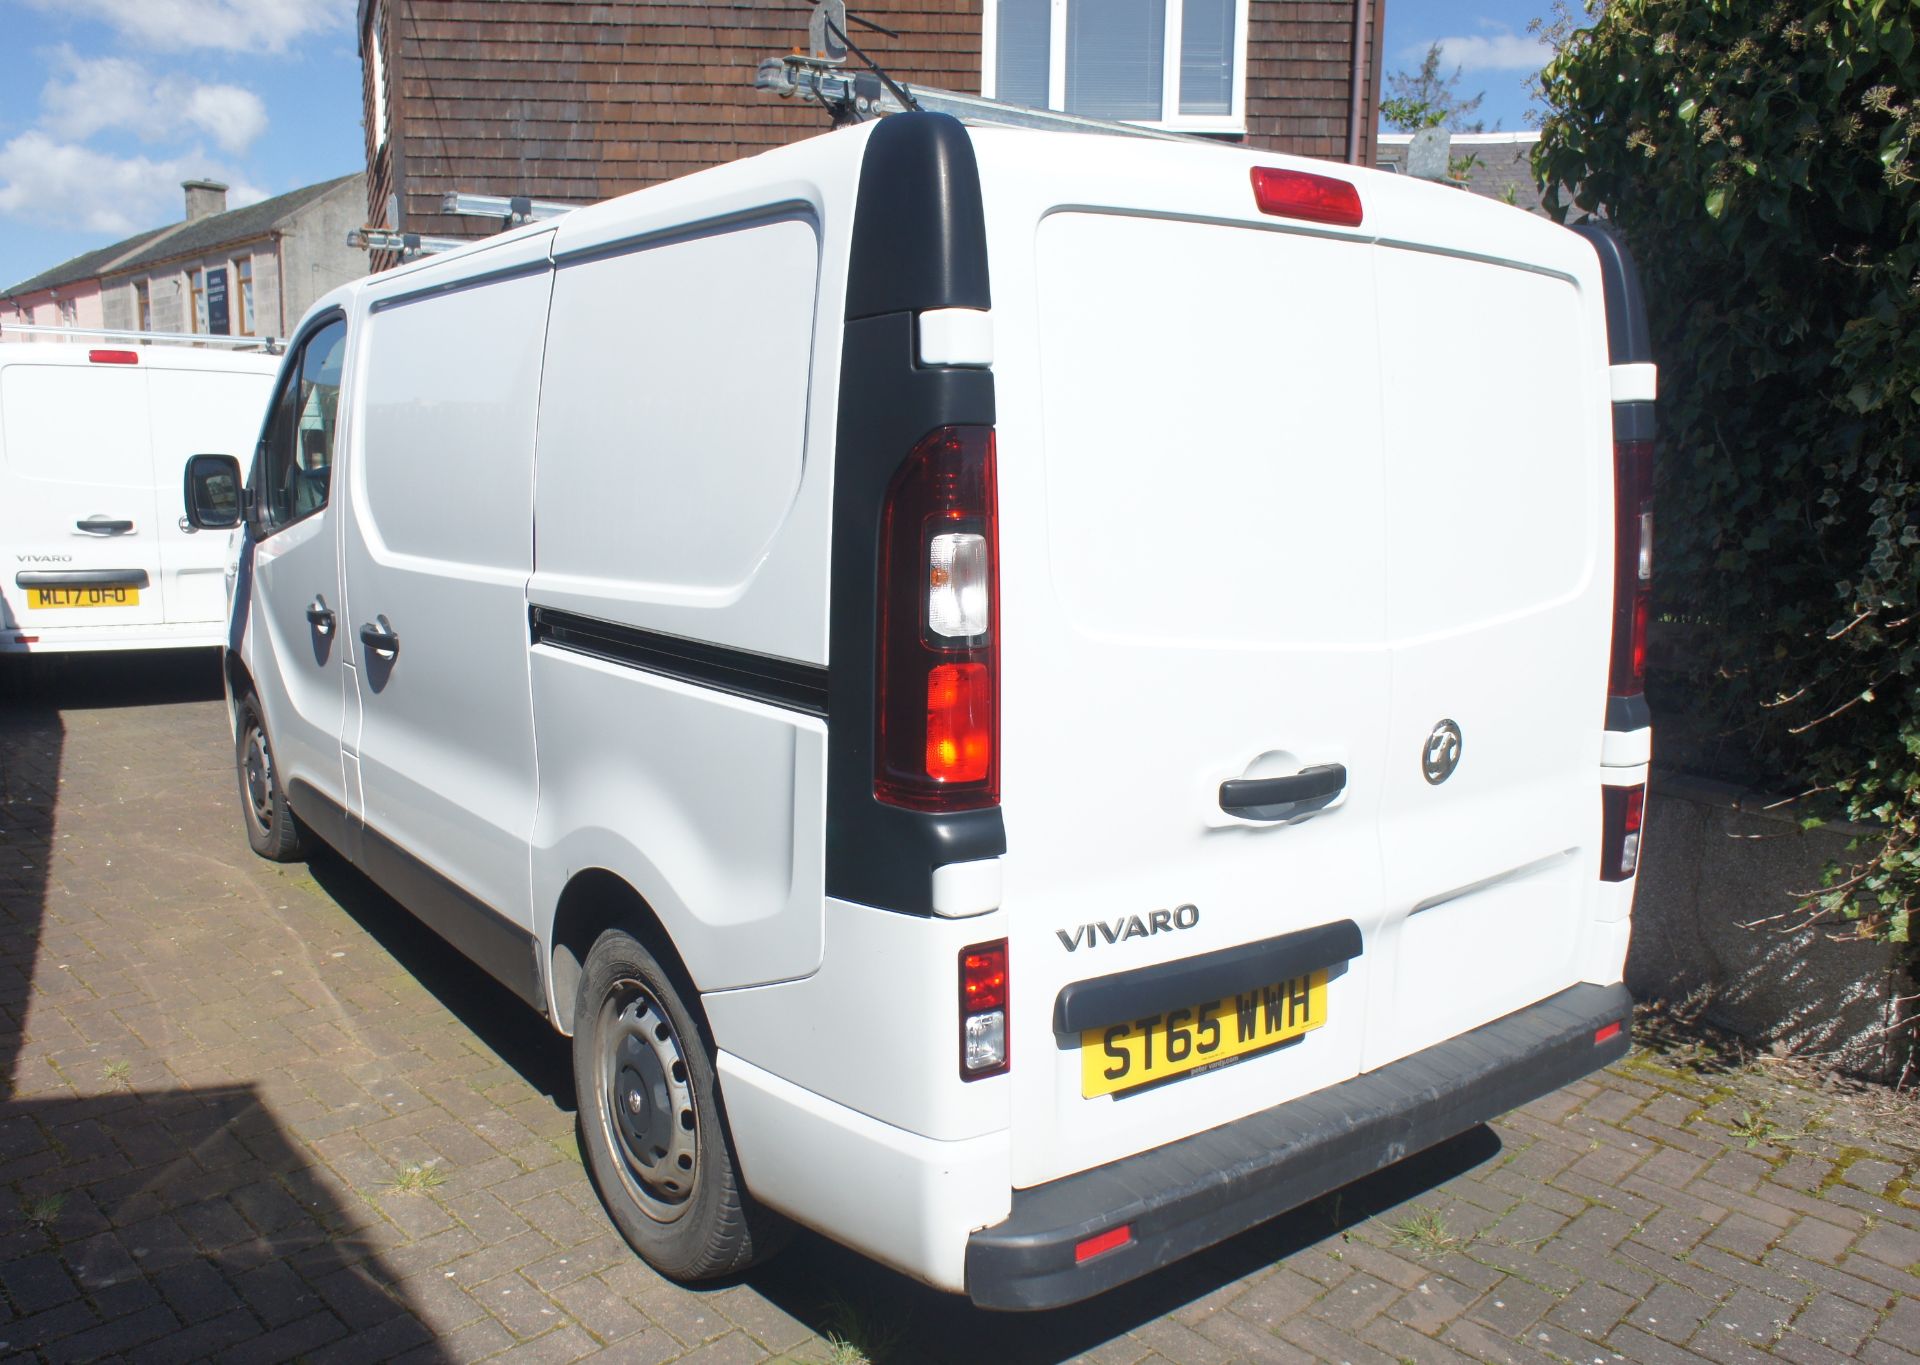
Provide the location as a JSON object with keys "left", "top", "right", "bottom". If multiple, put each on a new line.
{"left": 0, "top": 343, "right": 277, "bottom": 656}
{"left": 189, "top": 113, "right": 1653, "bottom": 1309}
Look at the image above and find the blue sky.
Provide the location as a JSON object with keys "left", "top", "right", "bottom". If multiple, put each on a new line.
{"left": 0, "top": 0, "right": 1566, "bottom": 294}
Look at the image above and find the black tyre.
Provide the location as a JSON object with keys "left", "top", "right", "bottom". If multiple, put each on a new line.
{"left": 235, "top": 693, "right": 307, "bottom": 862}
{"left": 574, "top": 928, "right": 788, "bottom": 1280}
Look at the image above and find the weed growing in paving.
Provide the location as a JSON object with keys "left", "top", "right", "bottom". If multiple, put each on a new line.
{"left": 1730, "top": 1110, "right": 1783, "bottom": 1149}
{"left": 817, "top": 1292, "right": 908, "bottom": 1364}
{"left": 24, "top": 1193, "right": 65, "bottom": 1228}
{"left": 1387, "top": 1205, "right": 1461, "bottom": 1257}
{"left": 383, "top": 1162, "right": 449, "bottom": 1194}
{"left": 101, "top": 1060, "right": 131, "bottom": 1084}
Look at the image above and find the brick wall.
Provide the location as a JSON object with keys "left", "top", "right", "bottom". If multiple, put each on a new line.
{"left": 357, "top": 1, "right": 1377, "bottom": 258}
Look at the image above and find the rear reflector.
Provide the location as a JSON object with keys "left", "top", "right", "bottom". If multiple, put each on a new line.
{"left": 1594, "top": 1021, "right": 1623, "bottom": 1045}
{"left": 89, "top": 349, "right": 138, "bottom": 365}
{"left": 959, "top": 939, "right": 1009, "bottom": 1080}
{"left": 13, "top": 636, "right": 37, "bottom": 644}
{"left": 1074, "top": 1225, "right": 1132, "bottom": 1264}
{"left": 1250, "top": 166, "right": 1364, "bottom": 228}
{"left": 1600, "top": 784, "right": 1645, "bottom": 882}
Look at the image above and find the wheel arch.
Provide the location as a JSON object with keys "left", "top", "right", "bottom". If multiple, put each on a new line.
{"left": 548, "top": 868, "right": 697, "bottom": 1037}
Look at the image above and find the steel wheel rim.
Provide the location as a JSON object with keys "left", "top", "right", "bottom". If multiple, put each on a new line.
{"left": 242, "top": 724, "right": 274, "bottom": 833}
{"left": 596, "top": 977, "right": 699, "bottom": 1223}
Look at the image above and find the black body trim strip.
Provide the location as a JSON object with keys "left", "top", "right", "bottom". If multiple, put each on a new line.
{"left": 1605, "top": 693, "right": 1652, "bottom": 733}
{"left": 1054, "top": 921, "right": 1363, "bottom": 1035}
{"left": 825, "top": 113, "right": 1005, "bottom": 914}
{"left": 15, "top": 569, "right": 151, "bottom": 588}
{"left": 967, "top": 982, "right": 1634, "bottom": 1310}
{"left": 530, "top": 607, "right": 828, "bottom": 718}
{"left": 1572, "top": 224, "right": 1652, "bottom": 365}
{"left": 288, "top": 781, "right": 546, "bottom": 1013}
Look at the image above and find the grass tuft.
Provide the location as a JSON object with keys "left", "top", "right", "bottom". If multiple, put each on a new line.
{"left": 817, "top": 1292, "right": 909, "bottom": 1364}
{"left": 25, "top": 1192, "right": 65, "bottom": 1228}
{"left": 1387, "top": 1205, "right": 1461, "bottom": 1258}
{"left": 383, "top": 1162, "right": 450, "bottom": 1195}
{"left": 101, "top": 1060, "right": 132, "bottom": 1084}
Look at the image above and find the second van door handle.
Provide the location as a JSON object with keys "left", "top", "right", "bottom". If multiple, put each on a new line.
{"left": 1219, "top": 764, "right": 1348, "bottom": 822}
{"left": 359, "top": 618, "right": 399, "bottom": 658}
{"left": 76, "top": 517, "right": 134, "bottom": 535}
{"left": 306, "top": 599, "right": 334, "bottom": 634}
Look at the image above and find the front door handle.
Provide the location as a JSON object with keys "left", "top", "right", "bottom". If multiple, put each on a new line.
{"left": 1219, "top": 763, "right": 1347, "bottom": 822}
{"left": 75, "top": 516, "right": 134, "bottom": 535}
{"left": 359, "top": 616, "right": 399, "bottom": 658}
{"left": 306, "top": 598, "right": 334, "bottom": 635}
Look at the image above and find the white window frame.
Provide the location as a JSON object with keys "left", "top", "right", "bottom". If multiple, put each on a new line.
{"left": 368, "top": 2, "right": 390, "bottom": 154}
{"left": 981, "top": 0, "right": 1250, "bottom": 134}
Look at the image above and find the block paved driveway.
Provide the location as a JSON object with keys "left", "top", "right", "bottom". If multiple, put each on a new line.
{"left": 1, "top": 653, "right": 1917, "bottom": 1365}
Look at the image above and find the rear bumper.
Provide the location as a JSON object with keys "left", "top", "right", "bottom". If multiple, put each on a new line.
{"left": 965, "top": 981, "right": 1633, "bottom": 1310}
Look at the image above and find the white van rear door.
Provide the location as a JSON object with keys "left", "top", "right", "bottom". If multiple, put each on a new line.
{"left": 0, "top": 355, "right": 167, "bottom": 634}
{"left": 994, "top": 200, "right": 1393, "bottom": 1188}
{"left": 147, "top": 365, "right": 274, "bottom": 628}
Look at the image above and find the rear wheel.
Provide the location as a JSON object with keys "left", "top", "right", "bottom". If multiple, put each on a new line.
{"left": 235, "top": 694, "right": 307, "bottom": 861}
{"left": 573, "top": 928, "right": 787, "bottom": 1280}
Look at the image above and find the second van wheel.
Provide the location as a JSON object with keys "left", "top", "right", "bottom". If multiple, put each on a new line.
{"left": 573, "top": 929, "right": 788, "bottom": 1281}
{"left": 235, "top": 694, "right": 307, "bottom": 862}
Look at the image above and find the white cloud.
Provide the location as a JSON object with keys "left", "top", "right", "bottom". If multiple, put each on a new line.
{"left": 24, "top": 0, "right": 353, "bottom": 55}
{"left": 40, "top": 49, "right": 269, "bottom": 156}
{"left": 1431, "top": 31, "right": 1552, "bottom": 73}
{"left": 0, "top": 131, "right": 266, "bottom": 235}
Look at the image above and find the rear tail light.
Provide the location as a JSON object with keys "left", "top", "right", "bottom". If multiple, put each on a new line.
{"left": 1600, "top": 783, "right": 1645, "bottom": 881}
{"left": 89, "top": 349, "right": 138, "bottom": 365}
{"left": 960, "top": 939, "right": 1009, "bottom": 1079}
{"left": 876, "top": 426, "right": 999, "bottom": 811}
{"left": 1610, "top": 438, "right": 1653, "bottom": 701}
{"left": 1250, "top": 166, "right": 1364, "bottom": 228}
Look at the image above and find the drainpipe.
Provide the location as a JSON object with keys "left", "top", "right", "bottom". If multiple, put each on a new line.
{"left": 1345, "top": 0, "right": 1375, "bottom": 165}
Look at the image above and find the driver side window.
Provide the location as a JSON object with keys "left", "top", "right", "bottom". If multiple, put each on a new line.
{"left": 258, "top": 318, "right": 347, "bottom": 534}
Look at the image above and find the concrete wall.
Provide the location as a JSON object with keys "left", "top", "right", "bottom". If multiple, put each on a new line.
{"left": 1630, "top": 775, "right": 1914, "bottom": 1083}
{"left": 101, "top": 242, "right": 275, "bottom": 339}
{"left": 277, "top": 179, "right": 366, "bottom": 333}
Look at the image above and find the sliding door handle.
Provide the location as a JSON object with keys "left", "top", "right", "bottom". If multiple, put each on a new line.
{"left": 1219, "top": 763, "right": 1347, "bottom": 822}
{"left": 358, "top": 617, "right": 399, "bottom": 658}
{"left": 306, "top": 598, "right": 334, "bottom": 635}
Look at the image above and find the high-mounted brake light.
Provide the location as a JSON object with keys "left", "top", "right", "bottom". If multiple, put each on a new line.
{"left": 876, "top": 426, "right": 999, "bottom": 811}
{"left": 959, "top": 939, "right": 1009, "bottom": 1079}
{"left": 89, "top": 349, "right": 138, "bottom": 365}
{"left": 1250, "top": 166, "right": 1364, "bottom": 229}
{"left": 1610, "top": 438, "right": 1653, "bottom": 702}
{"left": 1600, "top": 784, "right": 1645, "bottom": 882}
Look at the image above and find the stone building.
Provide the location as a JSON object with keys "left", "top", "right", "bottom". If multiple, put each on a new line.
{"left": 3, "top": 175, "right": 366, "bottom": 344}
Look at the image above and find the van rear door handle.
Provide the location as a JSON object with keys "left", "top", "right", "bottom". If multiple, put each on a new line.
{"left": 75, "top": 517, "right": 134, "bottom": 535}
{"left": 359, "top": 618, "right": 399, "bottom": 658}
{"left": 1219, "top": 763, "right": 1347, "bottom": 822}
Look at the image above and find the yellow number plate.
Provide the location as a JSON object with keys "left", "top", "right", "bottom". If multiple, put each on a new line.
{"left": 29, "top": 586, "right": 140, "bottom": 609}
{"left": 1081, "top": 969, "right": 1328, "bottom": 1098}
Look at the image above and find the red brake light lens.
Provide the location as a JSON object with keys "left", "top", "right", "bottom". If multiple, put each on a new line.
{"left": 89, "top": 349, "right": 139, "bottom": 365}
{"left": 1600, "top": 783, "right": 1645, "bottom": 882}
{"left": 1610, "top": 438, "right": 1653, "bottom": 700}
{"left": 959, "top": 939, "right": 1009, "bottom": 1079}
{"left": 876, "top": 426, "right": 999, "bottom": 812}
{"left": 1250, "top": 167, "right": 1364, "bottom": 228}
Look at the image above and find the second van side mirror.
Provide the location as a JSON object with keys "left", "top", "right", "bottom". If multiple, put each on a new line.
{"left": 183, "top": 453, "right": 244, "bottom": 530}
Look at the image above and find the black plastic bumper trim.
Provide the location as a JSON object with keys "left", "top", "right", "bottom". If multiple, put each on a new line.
{"left": 1605, "top": 693, "right": 1651, "bottom": 733}
{"left": 1613, "top": 400, "right": 1655, "bottom": 443}
{"left": 15, "top": 569, "right": 151, "bottom": 588}
{"left": 967, "top": 981, "right": 1633, "bottom": 1310}
{"left": 1054, "top": 920, "right": 1363, "bottom": 1035}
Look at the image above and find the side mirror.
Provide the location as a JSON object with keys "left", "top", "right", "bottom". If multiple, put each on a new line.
{"left": 183, "top": 453, "right": 243, "bottom": 530}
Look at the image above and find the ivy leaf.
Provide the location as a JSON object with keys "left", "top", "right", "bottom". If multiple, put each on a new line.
{"left": 1705, "top": 185, "right": 1728, "bottom": 218}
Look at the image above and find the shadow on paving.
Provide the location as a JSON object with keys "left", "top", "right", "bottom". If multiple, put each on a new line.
{"left": 0, "top": 652, "right": 454, "bottom": 1362}
{"left": 735, "top": 1126, "right": 1502, "bottom": 1364}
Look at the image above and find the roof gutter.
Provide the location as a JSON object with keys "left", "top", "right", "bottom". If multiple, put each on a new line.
{"left": 1345, "top": 0, "right": 1375, "bottom": 165}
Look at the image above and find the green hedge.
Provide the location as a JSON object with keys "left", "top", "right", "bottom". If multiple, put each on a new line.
{"left": 1536, "top": 1, "right": 1918, "bottom": 944}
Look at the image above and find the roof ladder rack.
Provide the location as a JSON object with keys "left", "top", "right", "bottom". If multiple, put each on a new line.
{"left": 0, "top": 322, "right": 284, "bottom": 353}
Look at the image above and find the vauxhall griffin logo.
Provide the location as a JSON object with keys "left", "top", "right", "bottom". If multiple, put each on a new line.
{"left": 1057, "top": 903, "right": 1199, "bottom": 951}
{"left": 1423, "top": 719, "right": 1463, "bottom": 785}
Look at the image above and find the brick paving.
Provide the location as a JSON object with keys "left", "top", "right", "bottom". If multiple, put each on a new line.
{"left": 1, "top": 653, "right": 1917, "bottom": 1364}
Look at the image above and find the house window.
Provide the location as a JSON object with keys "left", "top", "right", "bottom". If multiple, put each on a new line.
{"left": 188, "top": 268, "right": 207, "bottom": 333}
{"left": 368, "top": 3, "right": 389, "bottom": 152}
{"left": 135, "top": 280, "right": 152, "bottom": 331}
{"left": 235, "top": 258, "right": 255, "bottom": 334}
{"left": 984, "top": 0, "right": 1248, "bottom": 132}
{"left": 58, "top": 297, "right": 76, "bottom": 326}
